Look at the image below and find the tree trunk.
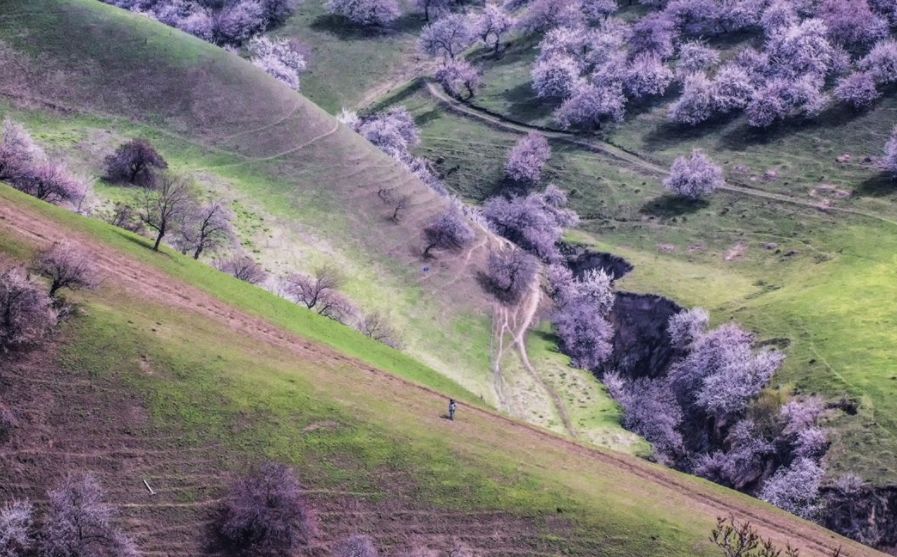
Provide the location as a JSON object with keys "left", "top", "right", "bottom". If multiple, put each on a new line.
{"left": 152, "top": 225, "right": 165, "bottom": 251}
{"left": 193, "top": 242, "right": 204, "bottom": 260}
{"left": 423, "top": 243, "right": 435, "bottom": 258}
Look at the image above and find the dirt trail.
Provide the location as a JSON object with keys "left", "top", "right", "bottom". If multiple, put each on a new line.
{"left": 0, "top": 199, "right": 882, "bottom": 557}
{"left": 424, "top": 82, "right": 897, "bottom": 228}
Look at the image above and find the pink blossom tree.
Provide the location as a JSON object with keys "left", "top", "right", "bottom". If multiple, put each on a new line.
{"left": 104, "top": 139, "right": 168, "bottom": 186}
{"left": 505, "top": 132, "right": 551, "bottom": 185}
{"left": 628, "top": 13, "right": 677, "bottom": 59}
{"left": 0, "top": 500, "right": 33, "bottom": 557}
{"left": 554, "top": 83, "right": 626, "bottom": 130}
{"left": 483, "top": 185, "right": 577, "bottom": 260}
{"left": 834, "top": 72, "right": 880, "bottom": 110}
{"left": 668, "top": 72, "right": 714, "bottom": 125}
{"left": 219, "top": 462, "right": 314, "bottom": 556}
{"left": 325, "top": 0, "right": 401, "bottom": 27}
{"left": 41, "top": 472, "right": 138, "bottom": 557}
{"left": 422, "top": 206, "right": 475, "bottom": 257}
{"left": 333, "top": 534, "right": 379, "bottom": 557}
{"left": 710, "top": 64, "right": 755, "bottom": 114}
{"left": 475, "top": 5, "right": 514, "bottom": 56}
{"left": 624, "top": 54, "right": 673, "bottom": 99}
{"left": 663, "top": 150, "right": 723, "bottom": 199}
{"left": 435, "top": 60, "right": 482, "bottom": 99}
{"left": 0, "top": 266, "right": 57, "bottom": 352}
{"left": 531, "top": 54, "right": 582, "bottom": 99}
{"left": 483, "top": 249, "right": 539, "bottom": 305}
{"left": 859, "top": 39, "right": 897, "bottom": 85}
{"left": 419, "top": 14, "right": 474, "bottom": 61}
{"left": 34, "top": 243, "right": 99, "bottom": 298}
{"left": 248, "top": 36, "right": 307, "bottom": 91}
{"left": 818, "top": 0, "right": 888, "bottom": 50}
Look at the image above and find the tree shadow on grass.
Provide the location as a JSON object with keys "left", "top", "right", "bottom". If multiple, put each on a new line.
{"left": 640, "top": 194, "right": 709, "bottom": 218}
{"left": 495, "top": 81, "right": 557, "bottom": 123}
{"left": 642, "top": 112, "right": 740, "bottom": 153}
{"left": 309, "top": 13, "right": 422, "bottom": 40}
{"left": 717, "top": 104, "right": 870, "bottom": 152}
{"left": 853, "top": 173, "right": 896, "bottom": 197}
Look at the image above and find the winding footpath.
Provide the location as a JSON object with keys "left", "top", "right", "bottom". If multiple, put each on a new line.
{"left": 424, "top": 82, "right": 897, "bottom": 228}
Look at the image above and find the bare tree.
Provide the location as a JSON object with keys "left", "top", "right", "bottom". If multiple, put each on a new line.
{"left": 41, "top": 472, "right": 138, "bottom": 557}
{"left": 104, "top": 139, "right": 168, "bottom": 186}
{"left": 218, "top": 461, "right": 314, "bottom": 556}
{"left": 139, "top": 173, "right": 192, "bottom": 251}
{"left": 358, "top": 312, "right": 402, "bottom": 349}
{"left": 377, "top": 187, "right": 411, "bottom": 223}
{"left": 285, "top": 266, "right": 343, "bottom": 311}
{"left": 0, "top": 499, "right": 33, "bottom": 557}
{"left": 178, "top": 202, "right": 234, "bottom": 259}
{"left": 0, "top": 267, "right": 57, "bottom": 352}
{"left": 33, "top": 243, "right": 98, "bottom": 298}
{"left": 216, "top": 254, "right": 268, "bottom": 285}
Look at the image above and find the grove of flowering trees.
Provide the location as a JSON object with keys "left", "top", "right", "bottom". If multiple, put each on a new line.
{"left": 514, "top": 0, "right": 897, "bottom": 130}
{"left": 504, "top": 132, "right": 551, "bottom": 186}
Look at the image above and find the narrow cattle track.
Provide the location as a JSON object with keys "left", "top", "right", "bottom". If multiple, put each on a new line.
{"left": 0, "top": 200, "right": 879, "bottom": 557}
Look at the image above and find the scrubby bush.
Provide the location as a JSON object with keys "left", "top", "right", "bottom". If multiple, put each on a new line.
{"left": 248, "top": 36, "right": 307, "bottom": 91}
{"left": 177, "top": 202, "right": 234, "bottom": 260}
{"left": 435, "top": 60, "right": 482, "bottom": 99}
{"left": 834, "top": 72, "right": 880, "bottom": 109}
{"left": 219, "top": 462, "right": 314, "bottom": 556}
{"left": 0, "top": 267, "right": 57, "bottom": 352}
{"left": 41, "top": 473, "right": 138, "bottom": 557}
{"left": 325, "top": 0, "right": 401, "bottom": 27}
{"left": 104, "top": 139, "right": 167, "bottom": 186}
{"left": 483, "top": 249, "right": 539, "bottom": 305}
{"left": 419, "top": 14, "right": 474, "bottom": 61}
{"left": 505, "top": 132, "right": 551, "bottom": 186}
{"left": 663, "top": 150, "right": 723, "bottom": 200}
{"left": 34, "top": 243, "right": 98, "bottom": 298}
{"left": 415, "top": 0, "right": 450, "bottom": 21}
{"left": 216, "top": 254, "right": 268, "bottom": 284}
{"left": 422, "top": 207, "right": 475, "bottom": 257}
{"left": 333, "top": 534, "right": 379, "bottom": 557}
{"left": 0, "top": 499, "right": 33, "bottom": 557}
{"left": 483, "top": 185, "right": 577, "bottom": 260}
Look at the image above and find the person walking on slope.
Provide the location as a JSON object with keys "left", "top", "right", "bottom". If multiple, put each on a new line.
{"left": 448, "top": 399, "right": 457, "bottom": 421}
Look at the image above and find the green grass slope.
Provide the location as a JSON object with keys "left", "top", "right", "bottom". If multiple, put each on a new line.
{"left": 384, "top": 80, "right": 897, "bottom": 486}
{"left": 0, "top": 0, "right": 504, "bottom": 404}
{"left": 0, "top": 184, "right": 879, "bottom": 556}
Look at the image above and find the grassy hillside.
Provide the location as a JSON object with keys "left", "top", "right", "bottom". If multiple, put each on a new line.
{"left": 381, "top": 80, "right": 897, "bottom": 486}
{"left": 0, "top": 0, "right": 645, "bottom": 447}
{"left": 0, "top": 184, "right": 879, "bottom": 556}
